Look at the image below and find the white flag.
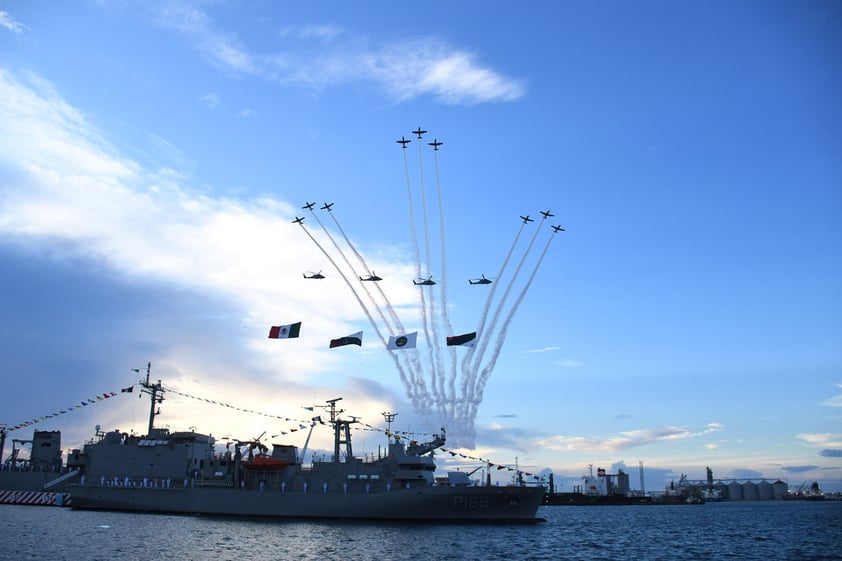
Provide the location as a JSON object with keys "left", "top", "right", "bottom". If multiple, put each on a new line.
{"left": 387, "top": 332, "right": 417, "bottom": 350}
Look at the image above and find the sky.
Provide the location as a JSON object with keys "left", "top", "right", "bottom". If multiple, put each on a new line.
{"left": 1, "top": 1, "right": 841, "bottom": 493}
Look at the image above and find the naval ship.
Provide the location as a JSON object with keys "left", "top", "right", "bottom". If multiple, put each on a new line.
{"left": 68, "top": 370, "right": 545, "bottom": 522}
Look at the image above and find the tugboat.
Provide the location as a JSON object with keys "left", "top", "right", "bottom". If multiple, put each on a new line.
{"left": 69, "top": 366, "right": 545, "bottom": 522}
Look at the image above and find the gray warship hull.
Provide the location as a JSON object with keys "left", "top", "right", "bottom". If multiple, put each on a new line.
{"left": 70, "top": 483, "right": 545, "bottom": 522}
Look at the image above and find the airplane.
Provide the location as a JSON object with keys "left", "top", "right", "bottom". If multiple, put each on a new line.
{"left": 520, "top": 215, "right": 534, "bottom": 224}
{"left": 540, "top": 210, "right": 555, "bottom": 219}
{"left": 292, "top": 216, "right": 305, "bottom": 224}
{"left": 303, "top": 271, "right": 325, "bottom": 279}
{"left": 428, "top": 139, "right": 442, "bottom": 151}
{"left": 412, "top": 127, "right": 427, "bottom": 138}
{"left": 468, "top": 274, "right": 493, "bottom": 285}
{"left": 413, "top": 276, "right": 436, "bottom": 286}
{"left": 360, "top": 272, "right": 382, "bottom": 282}
{"left": 397, "top": 136, "right": 411, "bottom": 148}
{"left": 321, "top": 202, "right": 334, "bottom": 211}
{"left": 552, "top": 225, "right": 566, "bottom": 233}
{"left": 302, "top": 202, "right": 316, "bottom": 210}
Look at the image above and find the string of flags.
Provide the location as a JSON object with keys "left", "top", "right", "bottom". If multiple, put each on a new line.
{"left": 2, "top": 385, "right": 534, "bottom": 478}
{"left": 1, "top": 386, "right": 135, "bottom": 434}
{"left": 441, "top": 447, "right": 539, "bottom": 480}
{"left": 163, "top": 388, "right": 384, "bottom": 435}
{"left": 268, "top": 322, "right": 477, "bottom": 349}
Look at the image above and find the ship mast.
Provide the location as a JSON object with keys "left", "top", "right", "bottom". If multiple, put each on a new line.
{"left": 324, "top": 397, "right": 355, "bottom": 463}
{"left": 137, "top": 362, "right": 164, "bottom": 435}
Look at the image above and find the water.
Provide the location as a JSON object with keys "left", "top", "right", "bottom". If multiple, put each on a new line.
{"left": 1, "top": 502, "right": 840, "bottom": 561}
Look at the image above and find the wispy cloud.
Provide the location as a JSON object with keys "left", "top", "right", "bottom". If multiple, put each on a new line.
{"left": 153, "top": 5, "right": 258, "bottom": 76}
{"left": 536, "top": 422, "right": 725, "bottom": 454}
{"left": 820, "top": 383, "right": 842, "bottom": 407}
{"left": 0, "top": 10, "right": 28, "bottom": 34}
{"left": 198, "top": 93, "right": 220, "bottom": 110}
{"left": 151, "top": 7, "right": 524, "bottom": 105}
{"left": 278, "top": 24, "right": 343, "bottom": 42}
{"left": 521, "top": 346, "right": 560, "bottom": 354}
{"left": 798, "top": 433, "right": 842, "bottom": 461}
{"left": 781, "top": 465, "right": 820, "bottom": 473}
{"left": 555, "top": 358, "right": 583, "bottom": 367}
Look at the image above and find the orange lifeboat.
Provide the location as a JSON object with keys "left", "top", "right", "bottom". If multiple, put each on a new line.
{"left": 242, "top": 453, "right": 290, "bottom": 471}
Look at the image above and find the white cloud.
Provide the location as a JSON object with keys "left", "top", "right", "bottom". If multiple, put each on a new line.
{"left": 555, "top": 358, "right": 583, "bottom": 367}
{"left": 279, "top": 24, "right": 343, "bottom": 42}
{"left": 199, "top": 93, "right": 220, "bottom": 109}
{"left": 154, "top": 5, "right": 259, "bottom": 76}
{"left": 797, "top": 433, "right": 842, "bottom": 448}
{"left": 820, "top": 383, "right": 842, "bottom": 407}
{"left": 0, "top": 67, "right": 416, "bottom": 381}
{"left": 0, "top": 10, "right": 28, "bottom": 34}
{"left": 537, "top": 422, "right": 725, "bottom": 454}
{"left": 152, "top": 5, "right": 524, "bottom": 105}
{"left": 521, "top": 346, "right": 560, "bottom": 354}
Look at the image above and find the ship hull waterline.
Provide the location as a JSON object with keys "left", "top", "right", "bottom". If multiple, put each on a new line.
{"left": 70, "top": 484, "right": 546, "bottom": 523}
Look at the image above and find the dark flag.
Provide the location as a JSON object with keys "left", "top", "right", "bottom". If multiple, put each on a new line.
{"left": 329, "top": 331, "right": 363, "bottom": 348}
{"left": 446, "top": 331, "right": 477, "bottom": 347}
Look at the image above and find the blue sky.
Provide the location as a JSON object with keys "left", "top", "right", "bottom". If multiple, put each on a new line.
{"left": 1, "top": 1, "right": 840, "bottom": 493}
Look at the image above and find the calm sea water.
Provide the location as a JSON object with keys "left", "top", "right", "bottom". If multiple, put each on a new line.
{"left": 1, "top": 501, "right": 840, "bottom": 561}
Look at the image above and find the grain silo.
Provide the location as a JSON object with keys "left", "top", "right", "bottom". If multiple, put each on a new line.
{"left": 727, "top": 481, "right": 743, "bottom": 500}
{"left": 758, "top": 480, "right": 773, "bottom": 500}
{"left": 742, "top": 481, "right": 759, "bottom": 500}
{"left": 772, "top": 480, "right": 788, "bottom": 499}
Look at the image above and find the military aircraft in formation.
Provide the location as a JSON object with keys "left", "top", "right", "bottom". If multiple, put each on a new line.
{"left": 552, "top": 225, "right": 565, "bottom": 233}
{"left": 302, "top": 202, "right": 316, "bottom": 211}
{"left": 413, "top": 276, "right": 436, "bottom": 286}
{"left": 292, "top": 216, "right": 305, "bottom": 224}
{"left": 321, "top": 202, "right": 334, "bottom": 211}
{"left": 468, "top": 275, "right": 494, "bottom": 285}
{"left": 540, "top": 210, "right": 554, "bottom": 219}
{"left": 360, "top": 272, "right": 383, "bottom": 282}
{"left": 303, "top": 271, "right": 325, "bottom": 279}
{"left": 520, "top": 215, "right": 534, "bottom": 224}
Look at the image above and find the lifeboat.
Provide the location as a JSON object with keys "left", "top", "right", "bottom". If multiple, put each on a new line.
{"left": 242, "top": 453, "right": 290, "bottom": 471}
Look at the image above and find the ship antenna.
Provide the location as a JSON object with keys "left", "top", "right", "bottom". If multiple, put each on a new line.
{"left": 381, "top": 411, "right": 398, "bottom": 435}
{"left": 138, "top": 362, "right": 164, "bottom": 435}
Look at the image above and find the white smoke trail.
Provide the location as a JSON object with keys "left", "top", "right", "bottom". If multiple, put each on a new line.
{"left": 296, "top": 222, "right": 414, "bottom": 397}
{"left": 307, "top": 206, "right": 426, "bottom": 404}
{"left": 413, "top": 128, "right": 446, "bottom": 418}
{"left": 470, "top": 229, "right": 559, "bottom": 416}
{"left": 326, "top": 210, "right": 405, "bottom": 335}
{"left": 463, "top": 219, "right": 543, "bottom": 410}
{"left": 398, "top": 140, "right": 430, "bottom": 404}
{"left": 459, "top": 220, "right": 525, "bottom": 414}
{"left": 430, "top": 140, "right": 459, "bottom": 406}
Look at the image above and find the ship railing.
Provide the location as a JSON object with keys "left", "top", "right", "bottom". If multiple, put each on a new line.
{"left": 193, "top": 479, "right": 235, "bottom": 488}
